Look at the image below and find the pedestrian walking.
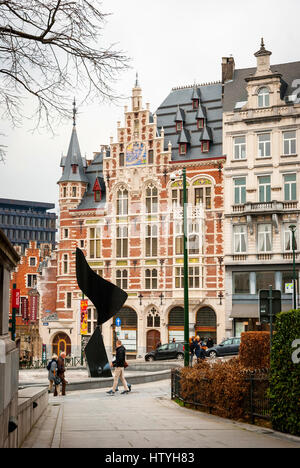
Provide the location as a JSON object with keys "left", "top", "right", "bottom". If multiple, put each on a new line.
{"left": 189, "top": 337, "right": 195, "bottom": 366}
{"left": 194, "top": 336, "right": 206, "bottom": 362}
{"left": 207, "top": 337, "right": 214, "bottom": 349}
{"left": 47, "top": 354, "right": 59, "bottom": 395}
{"left": 107, "top": 340, "right": 132, "bottom": 395}
{"left": 57, "top": 351, "right": 67, "bottom": 396}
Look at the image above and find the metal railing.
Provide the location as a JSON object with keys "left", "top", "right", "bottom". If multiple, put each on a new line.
{"left": 171, "top": 369, "right": 270, "bottom": 422}
{"left": 19, "top": 356, "right": 84, "bottom": 369}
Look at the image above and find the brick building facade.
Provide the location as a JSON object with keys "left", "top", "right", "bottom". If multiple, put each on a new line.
{"left": 39, "top": 79, "right": 227, "bottom": 360}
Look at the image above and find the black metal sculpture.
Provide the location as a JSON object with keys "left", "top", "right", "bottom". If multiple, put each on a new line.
{"left": 76, "top": 248, "right": 128, "bottom": 377}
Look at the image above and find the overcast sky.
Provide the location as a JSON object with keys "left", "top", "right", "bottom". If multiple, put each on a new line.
{"left": 1, "top": 0, "right": 300, "bottom": 213}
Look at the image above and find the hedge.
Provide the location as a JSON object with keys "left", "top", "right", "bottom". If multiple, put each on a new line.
{"left": 269, "top": 309, "right": 300, "bottom": 436}
{"left": 180, "top": 359, "right": 251, "bottom": 420}
{"left": 239, "top": 331, "right": 270, "bottom": 370}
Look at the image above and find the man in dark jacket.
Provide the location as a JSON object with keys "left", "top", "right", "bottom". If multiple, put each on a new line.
{"left": 56, "top": 351, "right": 67, "bottom": 396}
{"left": 107, "top": 340, "right": 131, "bottom": 395}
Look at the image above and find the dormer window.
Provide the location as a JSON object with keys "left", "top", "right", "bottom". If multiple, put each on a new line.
{"left": 94, "top": 190, "right": 101, "bottom": 202}
{"left": 258, "top": 87, "right": 270, "bottom": 108}
{"left": 179, "top": 143, "right": 187, "bottom": 155}
{"left": 192, "top": 99, "right": 199, "bottom": 109}
{"left": 197, "top": 119, "right": 204, "bottom": 129}
{"left": 176, "top": 121, "right": 182, "bottom": 132}
{"left": 201, "top": 141, "right": 210, "bottom": 153}
{"left": 72, "top": 164, "right": 78, "bottom": 174}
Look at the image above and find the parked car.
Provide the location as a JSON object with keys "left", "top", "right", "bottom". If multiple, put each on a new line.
{"left": 205, "top": 337, "right": 241, "bottom": 358}
{"left": 145, "top": 342, "right": 184, "bottom": 361}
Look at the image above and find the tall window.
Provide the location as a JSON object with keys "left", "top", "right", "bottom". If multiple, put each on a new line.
{"left": 66, "top": 292, "right": 72, "bottom": 308}
{"left": 258, "top": 87, "right": 270, "bottom": 108}
{"left": 234, "top": 178, "right": 246, "bottom": 204}
{"left": 188, "top": 221, "right": 200, "bottom": 255}
{"left": 87, "top": 308, "right": 98, "bottom": 335}
{"left": 27, "top": 274, "right": 37, "bottom": 288}
{"left": 233, "top": 225, "right": 247, "bottom": 253}
{"left": 72, "top": 186, "right": 77, "bottom": 197}
{"left": 148, "top": 149, "right": 154, "bottom": 164}
{"left": 89, "top": 227, "right": 101, "bottom": 259}
{"left": 116, "top": 269, "right": 128, "bottom": 290}
{"left": 284, "top": 173, "right": 297, "bottom": 201}
{"left": 175, "top": 222, "right": 183, "bottom": 255}
{"left": 145, "top": 184, "right": 158, "bottom": 214}
{"left": 284, "top": 226, "right": 297, "bottom": 251}
{"left": 257, "top": 224, "right": 272, "bottom": 252}
{"left": 283, "top": 131, "right": 296, "bottom": 155}
{"left": 258, "top": 175, "right": 271, "bottom": 202}
{"left": 188, "top": 266, "right": 200, "bottom": 288}
{"left": 63, "top": 254, "right": 68, "bottom": 274}
{"left": 258, "top": 133, "right": 271, "bottom": 158}
{"left": 175, "top": 267, "right": 184, "bottom": 288}
{"left": 172, "top": 188, "right": 183, "bottom": 207}
{"left": 117, "top": 188, "right": 128, "bottom": 216}
{"left": 116, "top": 225, "right": 128, "bottom": 258}
{"left": 234, "top": 136, "right": 246, "bottom": 160}
{"left": 145, "top": 269, "right": 158, "bottom": 289}
{"left": 145, "top": 224, "right": 158, "bottom": 257}
{"left": 119, "top": 153, "right": 125, "bottom": 167}
{"left": 175, "top": 267, "right": 201, "bottom": 288}
{"left": 194, "top": 186, "right": 211, "bottom": 209}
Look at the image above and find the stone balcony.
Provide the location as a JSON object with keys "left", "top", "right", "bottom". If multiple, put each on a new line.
{"left": 231, "top": 200, "right": 298, "bottom": 215}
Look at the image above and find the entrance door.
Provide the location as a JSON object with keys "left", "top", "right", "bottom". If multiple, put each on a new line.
{"left": 147, "top": 330, "right": 160, "bottom": 353}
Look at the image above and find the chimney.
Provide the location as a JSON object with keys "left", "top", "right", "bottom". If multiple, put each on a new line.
{"left": 222, "top": 56, "right": 235, "bottom": 83}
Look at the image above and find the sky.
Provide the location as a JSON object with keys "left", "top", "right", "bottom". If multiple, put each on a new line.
{"left": 1, "top": 0, "right": 300, "bottom": 213}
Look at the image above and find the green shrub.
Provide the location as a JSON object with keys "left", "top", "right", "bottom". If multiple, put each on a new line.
{"left": 239, "top": 331, "right": 270, "bottom": 370}
{"left": 270, "top": 309, "right": 300, "bottom": 436}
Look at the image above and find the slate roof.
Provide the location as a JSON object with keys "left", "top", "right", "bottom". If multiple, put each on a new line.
{"left": 156, "top": 82, "right": 223, "bottom": 160}
{"left": 223, "top": 61, "right": 300, "bottom": 112}
{"left": 58, "top": 126, "right": 89, "bottom": 184}
{"left": 75, "top": 150, "right": 107, "bottom": 211}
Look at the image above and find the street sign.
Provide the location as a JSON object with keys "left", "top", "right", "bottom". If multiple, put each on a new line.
{"left": 285, "top": 283, "right": 293, "bottom": 294}
{"left": 115, "top": 326, "right": 121, "bottom": 336}
{"left": 259, "top": 289, "right": 282, "bottom": 323}
{"left": 116, "top": 317, "right": 121, "bottom": 327}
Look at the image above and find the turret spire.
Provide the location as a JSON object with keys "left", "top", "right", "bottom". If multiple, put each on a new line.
{"left": 73, "top": 97, "right": 77, "bottom": 127}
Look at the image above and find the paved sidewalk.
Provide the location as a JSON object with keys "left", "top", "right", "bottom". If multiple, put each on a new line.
{"left": 21, "top": 380, "right": 300, "bottom": 449}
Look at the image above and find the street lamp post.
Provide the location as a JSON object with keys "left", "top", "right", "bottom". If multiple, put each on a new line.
{"left": 182, "top": 168, "right": 190, "bottom": 367}
{"left": 289, "top": 224, "right": 297, "bottom": 309}
{"left": 170, "top": 168, "right": 190, "bottom": 367}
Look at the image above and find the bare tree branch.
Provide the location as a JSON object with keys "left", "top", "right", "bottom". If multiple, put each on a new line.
{"left": 0, "top": 0, "right": 130, "bottom": 136}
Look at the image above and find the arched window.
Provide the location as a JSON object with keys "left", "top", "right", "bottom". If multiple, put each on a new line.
{"left": 116, "top": 269, "right": 128, "bottom": 290}
{"left": 117, "top": 188, "right": 128, "bottom": 216}
{"left": 258, "top": 87, "right": 270, "bottom": 108}
{"left": 52, "top": 332, "right": 71, "bottom": 357}
{"left": 145, "top": 184, "right": 158, "bottom": 214}
{"left": 147, "top": 308, "right": 160, "bottom": 327}
{"left": 193, "top": 179, "right": 212, "bottom": 209}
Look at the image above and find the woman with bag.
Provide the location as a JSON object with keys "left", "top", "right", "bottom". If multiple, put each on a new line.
{"left": 47, "top": 354, "right": 60, "bottom": 396}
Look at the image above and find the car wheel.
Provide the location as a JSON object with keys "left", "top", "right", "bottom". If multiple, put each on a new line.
{"left": 176, "top": 353, "right": 184, "bottom": 360}
{"left": 147, "top": 356, "right": 155, "bottom": 362}
{"left": 208, "top": 351, "right": 217, "bottom": 359}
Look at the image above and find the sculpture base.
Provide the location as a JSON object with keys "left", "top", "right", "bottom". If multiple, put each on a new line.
{"left": 84, "top": 327, "right": 112, "bottom": 378}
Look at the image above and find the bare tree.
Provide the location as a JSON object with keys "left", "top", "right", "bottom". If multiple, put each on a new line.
{"left": 0, "top": 0, "right": 129, "bottom": 137}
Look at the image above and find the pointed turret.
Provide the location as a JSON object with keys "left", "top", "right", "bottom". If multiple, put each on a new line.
{"left": 58, "top": 99, "right": 88, "bottom": 184}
